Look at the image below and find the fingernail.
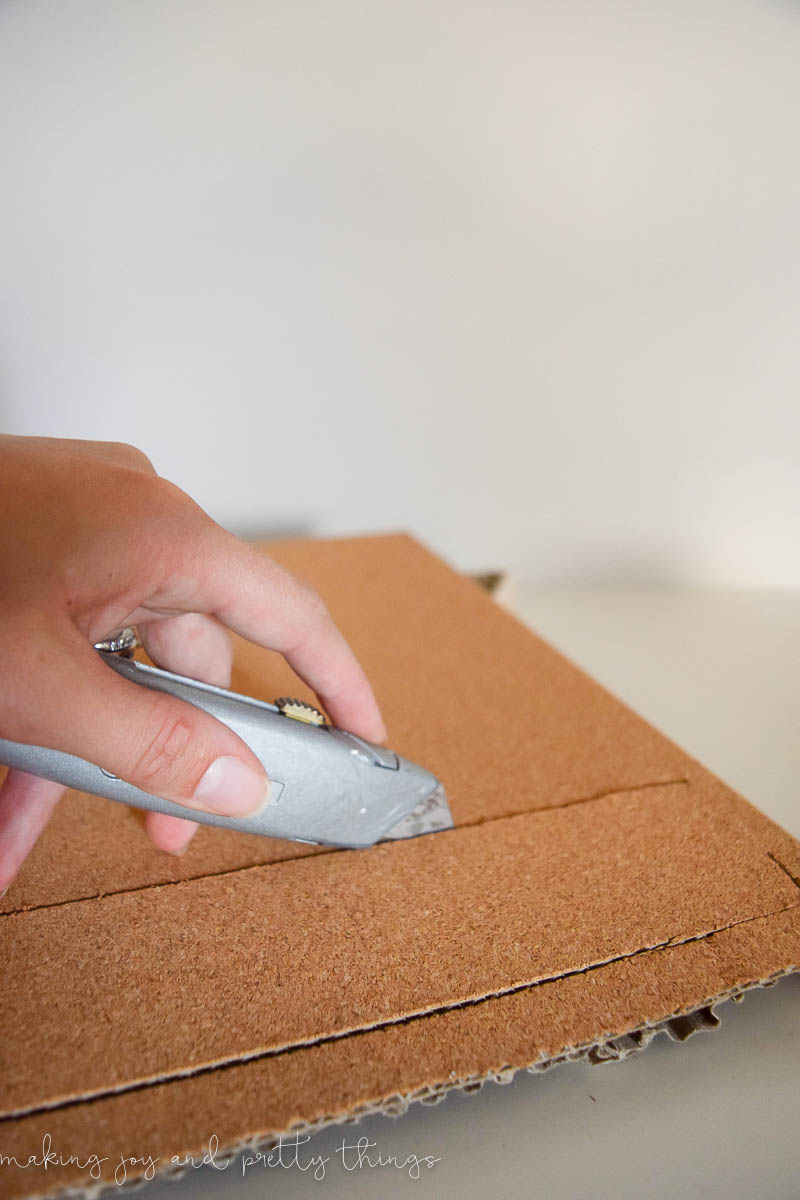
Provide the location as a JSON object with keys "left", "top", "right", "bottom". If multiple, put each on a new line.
{"left": 193, "top": 757, "right": 270, "bottom": 817}
{"left": 369, "top": 719, "right": 388, "bottom": 745}
{"left": 166, "top": 829, "right": 195, "bottom": 857}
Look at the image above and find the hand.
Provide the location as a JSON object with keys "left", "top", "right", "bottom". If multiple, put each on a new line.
{"left": 0, "top": 435, "right": 386, "bottom": 891}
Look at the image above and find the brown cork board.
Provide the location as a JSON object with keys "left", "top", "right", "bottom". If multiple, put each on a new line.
{"left": 1, "top": 534, "right": 799, "bottom": 1198}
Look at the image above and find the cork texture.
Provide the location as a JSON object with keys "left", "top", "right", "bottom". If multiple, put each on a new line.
{"left": 1, "top": 534, "right": 798, "bottom": 1198}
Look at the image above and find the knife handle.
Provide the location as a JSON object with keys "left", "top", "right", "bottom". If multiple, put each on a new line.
{"left": 0, "top": 647, "right": 439, "bottom": 848}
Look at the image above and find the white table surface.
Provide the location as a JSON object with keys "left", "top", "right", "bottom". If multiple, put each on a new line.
{"left": 145, "top": 586, "right": 800, "bottom": 1200}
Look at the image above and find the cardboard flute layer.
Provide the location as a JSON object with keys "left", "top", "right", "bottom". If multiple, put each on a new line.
{"left": 1, "top": 534, "right": 798, "bottom": 1199}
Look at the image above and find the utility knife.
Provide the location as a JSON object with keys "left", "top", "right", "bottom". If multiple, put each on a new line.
{"left": 0, "top": 630, "right": 453, "bottom": 848}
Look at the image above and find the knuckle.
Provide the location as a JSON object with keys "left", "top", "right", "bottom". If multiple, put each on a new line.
{"left": 102, "top": 441, "right": 156, "bottom": 473}
{"left": 131, "top": 705, "right": 196, "bottom": 793}
{"left": 264, "top": 565, "right": 332, "bottom": 652}
{"left": 116, "top": 471, "right": 200, "bottom": 538}
{"left": 292, "top": 572, "right": 326, "bottom": 614}
{"left": 128, "top": 470, "right": 179, "bottom": 506}
{"left": 144, "top": 475, "right": 207, "bottom": 527}
{"left": 292, "top": 580, "right": 330, "bottom": 640}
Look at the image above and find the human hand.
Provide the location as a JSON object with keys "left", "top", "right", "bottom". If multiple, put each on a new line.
{"left": 0, "top": 435, "right": 386, "bottom": 891}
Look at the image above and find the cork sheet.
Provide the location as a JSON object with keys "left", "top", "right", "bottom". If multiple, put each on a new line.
{"left": 1, "top": 534, "right": 799, "bottom": 1198}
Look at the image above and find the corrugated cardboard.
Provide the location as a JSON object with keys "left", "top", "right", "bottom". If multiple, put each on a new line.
{"left": 1, "top": 534, "right": 798, "bottom": 1198}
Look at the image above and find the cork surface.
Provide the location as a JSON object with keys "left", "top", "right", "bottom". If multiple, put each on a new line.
{"left": 1, "top": 534, "right": 798, "bottom": 1199}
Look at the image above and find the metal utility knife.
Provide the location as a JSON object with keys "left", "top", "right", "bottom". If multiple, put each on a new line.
{"left": 0, "top": 631, "right": 452, "bottom": 849}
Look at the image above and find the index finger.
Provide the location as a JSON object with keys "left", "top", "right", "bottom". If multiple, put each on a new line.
{"left": 142, "top": 531, "right": 387, "bottom": 744}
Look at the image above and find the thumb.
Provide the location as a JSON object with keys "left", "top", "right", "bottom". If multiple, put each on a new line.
{"left": 10, "top": 636, "right": 270, "bottom": 819}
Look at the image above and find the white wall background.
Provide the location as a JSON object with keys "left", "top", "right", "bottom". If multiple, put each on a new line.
{"left": 1, "top": 0, "right": 798, "bottom": 585}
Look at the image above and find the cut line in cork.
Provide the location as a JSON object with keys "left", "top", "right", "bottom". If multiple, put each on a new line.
{"left": 0, "top": 776, "right": 690, "bottom": 918}
{"left": 3, "top": 893, "right": 797, "bottom": 1125}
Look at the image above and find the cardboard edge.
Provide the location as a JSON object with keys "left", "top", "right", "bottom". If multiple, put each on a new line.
{"left": 12, "top": 963, "right": 798, "bottom": 1200}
